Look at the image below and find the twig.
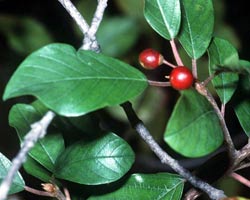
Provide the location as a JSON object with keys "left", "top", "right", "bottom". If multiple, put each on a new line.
{"left": 163, "top": 59, "right": 177, "bottom": 68}
{"left": 64, "top": 187, "right": 71, "bottom": 200}
{"left": 147, "top": 80, "right": 171, "bottom": 87}
{"left": 121, "top": 102, "right": 227, "bottom": 200}
{"left": 0, "top": 111, "right": 56, "bottom": 200}
{"left": 88, "top": 0, "right": 108, "bottom": 38}
{"left": 195, "top": 82, "right": 238, "bottom": 163}
{"left": 57, "top": 0, "right": 90, "bottom": 35}
{"left": 184, "top": 188, "right": 202, "bottom": 200}
{"left": 170, "top": 39, "right": 184, "bottom": 66}
{"left": 82, "top": 0, "right": 108, "bottom": 51}
{"left": 24, "top": 186, "right": 54, "bottom": 198}
{"left": 192, "top": 59, "right": 198, "bottom": 79}
{"left": 230, "top": 172, "right": 250, "bottom": 188}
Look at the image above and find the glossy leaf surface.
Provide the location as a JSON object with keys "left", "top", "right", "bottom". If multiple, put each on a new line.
{"left": 208, "top": 37, "right": 239, "bottom": 104}
{"left": 3, "top": 43, "right": 147, "bottom": 117}
{"left": 89, "top": 173, "right": 184, "bottom": 200}
{"left": 0, "top": 153, "right": 25, "bottom": 194}
{"left": 178, "top": 0, "right": 214, "bottom": 59}
{"left": 9, "top": 103, "right": 65, "bottom": 171}
{"left": 144, "top": 0, "right": 181, "bottom": 39}
{"left": 23, "top": 156, "right": 52, "bottom": 182}
{"left": 164, "top": 89, "right": 223, "bottom": 157}
{"left": 54, "top": 133, "right": 135, "bottom": 185}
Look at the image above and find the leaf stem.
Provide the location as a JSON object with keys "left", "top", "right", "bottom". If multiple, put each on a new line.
{"left": 192, "top": 59, "right": 198, "bottom": 79}
{"left": 230, "top": 172, "right": 250, "bottom": 188}
{"left": 0, "top": 111, "right": 56, "bottom": 200}
{"left": 147, "top": 80, "right": 171, "bottom": 87}
{"left": 121, "top": 102, "right": 227, "bottom": 200}
{"left": 170, "top": 39, "right": 184, "bottom": 66}
{"left": 163, "top": 59, "right": 177, "bottom": 68}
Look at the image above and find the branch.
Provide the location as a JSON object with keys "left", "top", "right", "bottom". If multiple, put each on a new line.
{"left": 86, "top": 0, "right": 108, "bottom": 38}
{"left": 121, "top": 102, "right": 227, "bottom": 200}
{"left": 57, "top": 0, "right": 108, "bottom": 52}
{"left": 0, "top": 111, "right": 56, "bottom": 200}
{"left": 195, "top": 82, "right": 238, "bottom": 163}
{"left": 57, "top": 0, "right": 90, "bottom": 35}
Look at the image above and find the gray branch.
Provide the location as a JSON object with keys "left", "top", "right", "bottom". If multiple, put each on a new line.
{"left": 0, "top": 111, "right": 56, "bottom": 200}
{"left": 121, "top": 102, "right": 227, "bottom": 200}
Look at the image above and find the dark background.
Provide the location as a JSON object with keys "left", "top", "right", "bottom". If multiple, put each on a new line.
{"left": 1, "top": 0, "right": 250, "bottom": 199}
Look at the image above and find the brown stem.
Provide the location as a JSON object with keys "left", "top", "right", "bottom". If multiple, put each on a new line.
{"left": 148, "top": 80, "right": 171, "bottom": 87}
{"left": 24, "top": 186, "right": 54, "bottom": 198}
{"left": 230, "top": 172, "right": 250, "bottom": 188}
{"left": 163, "top": 59, "right": 177, "bottom": 68}
{"left": 170, "top": 39, "right": 184, "bottom": 66}
{"left": 184, "top": 188, "right": 202, "bottom": 200}
{"left": 234, "top": 141, "right": 250, "bottom": 169}
{"left": 195, "top": 82, "right": 238, "bottom": 164}
{"left": 192, "top": 59, "right": 198, "bottom": 79}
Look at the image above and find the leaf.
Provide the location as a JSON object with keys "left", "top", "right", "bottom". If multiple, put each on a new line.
{"left": 88, "top": 173, "right": 184, "bottom": 200}
{"left": 3, "top": 43, "right": 147, "bottom": 117}
{"left": 236, "top": 60, "right": 250, "bottom": 95}
{"left": 23, "top": 156, "right": 52, "bottom": 182}
{"left": 9, "top": 103, "right": 65, "bottom": 172}
{"left": 0, "top": 153, "right": 25, "bottom": 194}
{"left": 54, "top": 133, "right": 135, "bottom": 185}
{"left": 144, "top": 0, "right": 181, "bottom": 40}
{"left": 0, "top": 16, "right": 53, "bottom": 54}
{"left": 234, "top": 99, "right": 250, "bottom": 137}
{"left": 164, "top": 89, "right": 223, "bottom": 157}
{"left": 97, "top": 17, "right": 140, "bottom": 57}
{"left": 178, "top": 0, "right": 214, "bottom": 59}
{"left": 208, "top": 37, "right": 239, "bottom": 104}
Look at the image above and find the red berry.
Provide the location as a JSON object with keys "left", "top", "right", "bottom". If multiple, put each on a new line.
{"left": 169, "top": 66, "right": 194, "bottom": 90}
{"left": 139, "top": 48, "right": 163, "bottom": 69}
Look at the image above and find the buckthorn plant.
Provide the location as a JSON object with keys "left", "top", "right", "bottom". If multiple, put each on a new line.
{"left": 0, "top": 0, "right": 250, "bottom": 200}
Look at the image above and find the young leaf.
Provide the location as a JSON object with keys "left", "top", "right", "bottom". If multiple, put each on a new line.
{"left": 178, "top": 0, "right": 214, "bottom": 59}
{"left": 164, "top": 89, "right": 223, "bottom": 157}
{"left": 88, "top": 173, "right": 184, "bottom": 200}
{"left": 144, "top": 0, "right": 181, "bottom": 40}
{"left": 54, "top": 133, "right": 135, "bottom": 185}
{"left": 208, "top": 37, "right": 239, "bottom": 104}
{"left": 234, "top": 99, "right": 250, "bottom": 137}
{"left": 0, "top": 153, "right": 25, "bottom": 194}
{"left": 9, "top": 103, "right": 65, "bottom": 172}
{"left": 3, "top": 43, "right": 147, "bottom": 117}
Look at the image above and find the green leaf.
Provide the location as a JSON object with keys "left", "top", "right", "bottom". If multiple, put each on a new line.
{"left": 0, "top": 16, "right": 53, "bottom": 54}
{"left": 0, "top": 153, "right": 25, "bottom": 194}
{"left": 23, "top": 156, "right": 52, "bottom": 182}
{"left": 234, "top": 99, "right": 250, "bottom": 137}
{"left": 115, "top": 0, "right": 144, "bottom": 19}
{"left": 178, "top": 0, "right": 214, "bottom": 59}
{"left": 164, "top": 89, "right": 223, "bottom": 157}
{"left": 97, "top": 17, "right": 139, "bottom": 57}
{"left": 144, "top": 0, "right": 181, "bottom": 40}
{"left": 3, "top": 43, "right": 147, "bottom": 117}
{"left": 88, "top": 173, "right": 184, "bottom": 200}
{"left": 54, "top": 133, "right": 135, "bottom": 185}
{"left": 237, "top": 61, "right": 250, "bottom": 95}
{"left": 208, "top": 37, "right": 239, "bottom": 104}
{"left": 9, "top": 103, "right": 65, "bottom": 172}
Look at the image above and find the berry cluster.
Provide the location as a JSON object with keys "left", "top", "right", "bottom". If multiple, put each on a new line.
{"left": 138, "top": 48, "right": 194, "bottom": 90}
